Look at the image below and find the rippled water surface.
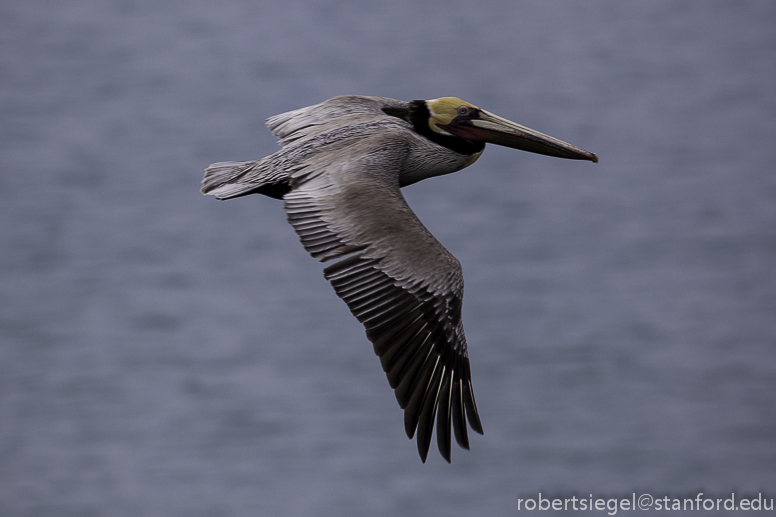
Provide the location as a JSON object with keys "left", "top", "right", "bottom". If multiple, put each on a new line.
{"left": 1, "top": 1, "right": 775, "bottom": 515}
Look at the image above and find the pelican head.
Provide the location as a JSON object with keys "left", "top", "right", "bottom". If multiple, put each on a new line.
{"left": 422, "top": 97, "right": 598, "bottom": 163}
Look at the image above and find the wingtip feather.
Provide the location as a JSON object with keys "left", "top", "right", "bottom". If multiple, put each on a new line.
{"left": 415, "top": 363, "right": 444, "bottom": 462}
{"left": 436, "top": 370, "right": 453, "bottom": 463}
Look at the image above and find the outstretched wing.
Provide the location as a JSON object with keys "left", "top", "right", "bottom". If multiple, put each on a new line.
{"left": 283, "top": 149, "right": 483, "bottom": 463}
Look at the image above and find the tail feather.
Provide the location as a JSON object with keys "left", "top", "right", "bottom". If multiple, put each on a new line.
{"left": 201, "top": 160, "right": 290, "bottom": 200}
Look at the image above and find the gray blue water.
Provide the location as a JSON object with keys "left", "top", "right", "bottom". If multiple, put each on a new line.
{"left": 1, "top": 1, "right": 775, "bottom": 515}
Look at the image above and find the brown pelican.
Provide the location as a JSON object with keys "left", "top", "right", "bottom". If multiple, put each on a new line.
{"left": 201, "top": 95, "right": 597, "bottom": 462}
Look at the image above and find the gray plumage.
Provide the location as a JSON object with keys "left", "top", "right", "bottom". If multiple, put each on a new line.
{"left": 202, "top": 95, "right": 597, "bottom": 463}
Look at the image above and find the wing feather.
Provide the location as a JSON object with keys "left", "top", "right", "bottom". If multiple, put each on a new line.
{"left": 451, "top": 376, "right": 469, "bottom": 449}
{"left": 279, "top": 115, "right": 481, "bottom": 463}
{"left": 416, "top": 364, "right": 445, "bottom": 462}
{"left": 267, "top": 95, "right": 410, "bottom": 146}
{"left": 436, "top": 369, "right": 454, "bottom": 462}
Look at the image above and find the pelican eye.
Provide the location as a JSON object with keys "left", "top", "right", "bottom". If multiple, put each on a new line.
{"left": 457, "top": 106, "right": 469, "bottom": 116}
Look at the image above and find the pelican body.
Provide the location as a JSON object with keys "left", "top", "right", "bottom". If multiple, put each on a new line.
{"left": 202, "top": 95, "right": 597, "bottom": 462}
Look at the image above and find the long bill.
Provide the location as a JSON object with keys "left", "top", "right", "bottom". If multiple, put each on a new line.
{"left": 441, "top": 110, "right": 598, "bottom": 163}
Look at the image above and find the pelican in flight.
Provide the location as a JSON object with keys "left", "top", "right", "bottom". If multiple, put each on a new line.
{"left": 202, "top": 95, "right": 597, "bottom": 462}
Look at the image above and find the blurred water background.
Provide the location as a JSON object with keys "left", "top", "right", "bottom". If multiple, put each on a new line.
{"left": 1, "top": 1, "right": 775, "bottom": 515}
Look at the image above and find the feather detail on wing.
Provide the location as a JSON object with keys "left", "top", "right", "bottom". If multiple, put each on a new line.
{"left": 266, "top": 95, "right": 410, "bottom": 147}
{"left": 284, "top": 162, "right": 482, "bottom": 463}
